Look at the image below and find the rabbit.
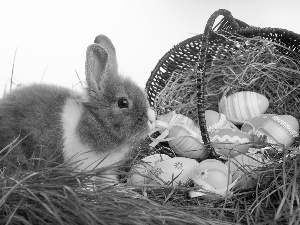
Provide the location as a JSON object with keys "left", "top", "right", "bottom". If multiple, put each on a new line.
{"left": 0, "top": 34, "right": 155, "bottom": 180}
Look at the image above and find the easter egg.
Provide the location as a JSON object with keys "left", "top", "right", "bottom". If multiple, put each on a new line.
{"left": 242, "top": 114, "right": 299, "bottom": 147}
{"left": 210, "top": 128, "right": 252, "bottom": 156}
{"left": 225, "top": 154, "right": 268, "bottom": 189}
{"left": 157, "top": 111, "right": 196, "bottom": 127}
{"left": 191, "top": 159, "right": 232, "bottom": 189}
{"left": 127, "top": 154, "right": 171, "bottom": 185}
{"left": 241, "top": 114, "right": 275, "bottom": 134}
{"left": 219, "top": 91, "right": 269, "bottom": 124}
{"left": 168, "top": 123, "right": 208, "bottom": 159}
{"left": 149, "top": 157, "right": 199, "bottom": 186}
{"left": 205, "top": 110, "right": 237, "bottom": 133}
{"left": 189, "top": 159, "right": 233, "bottom": 197}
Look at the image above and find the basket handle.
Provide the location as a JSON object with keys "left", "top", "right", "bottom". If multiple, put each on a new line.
{"left": 196, "top": 9, "right": 239, "bottom": 158}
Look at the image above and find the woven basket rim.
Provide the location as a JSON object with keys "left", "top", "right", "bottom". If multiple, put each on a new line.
{"left": 147, "top": 26, "right": 300, "bottom": 90}
{"left": 146, "top": 26, "right": 300, "bottom": 96}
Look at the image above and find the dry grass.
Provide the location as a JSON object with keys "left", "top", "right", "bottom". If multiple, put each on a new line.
{"left": 1, "top": 141, "right": 242, "bottom": 225}
{"left": 1, "top": 138, "right": 300, "bottom": 225}
{"left": 1, "top": 35, "right": 300, "bottom": 225}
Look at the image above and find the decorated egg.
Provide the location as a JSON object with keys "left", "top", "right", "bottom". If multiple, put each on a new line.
{"left": 168, "top": 123, "right": 208, "bottom": 159}
{"left": 205, "top": 110, "right": 237, "bottom": 133}
{"left": 189, "top": 159, "right": 234, "bottom": 197}
{"left": 219, "top": 91, "right": 269, "bottom": 124}
{"left": 225, "top": 153, "right": 268, "bottom": 189}
{"left": 210, "top": 128, "right": 252, "bottom": 156}
{"left": 241, "top": 114, "right": 275, "bottom": 134}
{"left": 157, "top": 111, "right": 196, "bottom": 128}
{"left": 127, "top": 154, "right": 171, "bottom": 185}
{"left": 157, "top": 110, "right": 237, "bottom": 133}
{"left": 149, "top": 112, "right": 198, "bottom": 149}
{"left": 242, "top": 114, "right": 299, "bottom": 147}
{"left": 149, "top": 157, "right": 199, "bottom": 186}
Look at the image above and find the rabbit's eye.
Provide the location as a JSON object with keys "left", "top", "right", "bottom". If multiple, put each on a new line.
{"left": 118, "top": 97, "right": 129, "bottom": 108}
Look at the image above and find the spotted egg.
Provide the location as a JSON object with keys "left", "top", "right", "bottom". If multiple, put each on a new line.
{"left": 219, "top": 91, "right": 269, "bottom": 124}
{"left": 127, "top": 154, "right": 171, "bottom": 185}
{"left": 210, "top": 128, "right": 252, "bottom": 156}
{"left": 148, "top": 157, "right": 199, "bottom": 186}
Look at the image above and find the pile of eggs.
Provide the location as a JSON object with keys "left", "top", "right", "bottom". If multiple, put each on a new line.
{"left": 219, "top": 91, "right": 299, "bottom": 148}
{"left": 127, "top": 152, "right": 266, "bottom": 196}
{"left": 151, "top": 91, "right": 299, "bottom": 158}
{"left": 127, "top": 91, "right": 299, "bottom": 196}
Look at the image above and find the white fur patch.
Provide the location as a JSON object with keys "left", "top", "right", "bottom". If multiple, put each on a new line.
{"left": 61, "top": 98, "right": 129, "bottom": 180}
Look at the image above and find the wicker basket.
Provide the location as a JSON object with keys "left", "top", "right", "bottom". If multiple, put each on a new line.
{"left": 145, "top": 9, "right": 300, "bottom": 156}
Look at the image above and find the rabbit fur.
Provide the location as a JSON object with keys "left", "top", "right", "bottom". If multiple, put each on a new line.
{"left": 0, "top": 35, "right": 154, "bottom": 179}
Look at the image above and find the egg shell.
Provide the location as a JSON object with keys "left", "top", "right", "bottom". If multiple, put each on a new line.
{"left": 190, "top": 159, "right": 232, "bottom": 190}
{"left": 242, "top": 114, "right": 299, "bottom": 147}
{"left": 210, "top": 128, "right": 252, "bottom": 156}
{"left": 205, "top": 110, "right": 238, "bottom": 133}
{"left": 149, "top": 157, "right": 199, "bottom": 186}
{"left": 241, "top": 114, "right": 275, "bottom": 134}
{"left": 127, "top": 154, "right": 171, "bottom": 185}
{"left": 225, "top": 154, "right": 267, "bottom": 189}
{"left": 168, "top": 123, "right": 208, "bottom": 159}
{"left": 219, "top": 91, "right": 269, "bottom": 124}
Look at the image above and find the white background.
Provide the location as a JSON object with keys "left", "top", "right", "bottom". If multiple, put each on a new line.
{"left": 0, "top": 0, "right": 299, "bottom": 97}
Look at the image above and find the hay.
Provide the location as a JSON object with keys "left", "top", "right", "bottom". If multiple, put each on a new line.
{"left": 135, "top": 138, "right": 300, "bottom": 225}
{"left": 0, "top": 141, "right": 241, "bottom": 225}
{"left": 1, "top": 35, "right": 300, "bottom": 225}
{"left": 1, "top": 138, "right": 300, "bottom": 224}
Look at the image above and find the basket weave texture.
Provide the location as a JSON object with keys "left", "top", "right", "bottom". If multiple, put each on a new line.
{"left": 146, "top": 9, "right": 300, "bottom": 150}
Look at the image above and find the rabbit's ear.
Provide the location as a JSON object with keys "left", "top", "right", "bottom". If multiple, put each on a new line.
{"left": 85, "top": 35, "right": 118, "bottom": 94}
